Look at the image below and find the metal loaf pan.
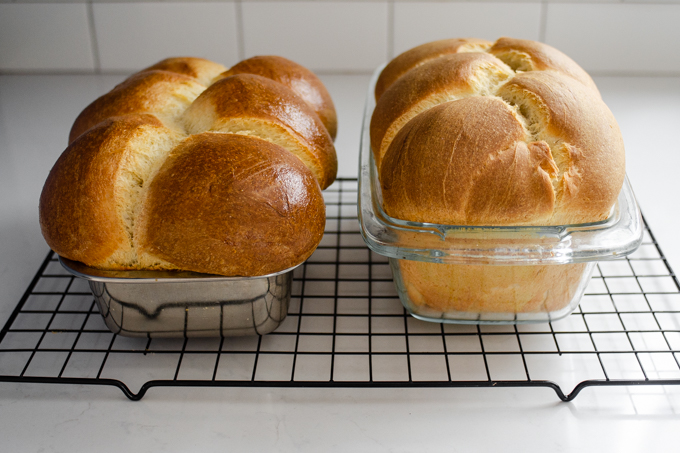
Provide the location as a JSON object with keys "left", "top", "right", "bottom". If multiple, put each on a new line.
{"left": 59, "top": 257, "right": 296, "bottom": 337}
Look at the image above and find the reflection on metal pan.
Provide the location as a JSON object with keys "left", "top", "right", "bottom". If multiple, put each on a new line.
{"left": 59, "top": 257, "right": 297, "bottom": 337}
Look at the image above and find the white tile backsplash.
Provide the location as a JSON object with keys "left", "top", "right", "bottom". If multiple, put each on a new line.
{"left": 2, "top": 2, "right": 680, "bottom": 76}
{"left": 0, "top": 4, "right": 94, "bottom": 71}
{"left": 393, "top": 2, "right": 542, "bottom": 57}
{"left": 93, "top": 2, "right": 239, "bottom": 72}
{"left": 624, "top": 0, "right": 680, "bottom": 3}
{"left": 317, "top": 74, "right": 372, "bottom": 177}
{"left": 241, "top": 1, "right": 388, "bottom": 72}
{"left": 545, "top": 3, "right": 680, "bottom": 74}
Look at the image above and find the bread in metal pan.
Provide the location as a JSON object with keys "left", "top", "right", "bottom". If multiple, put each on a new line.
{"left": 41, "top": 56, "right": 335, "bottom": 276}
{"left": 220, "top": 55, "right": 338, "bottom": 141}
{"left": 182, "top": 73, "right": 337, "bottom": 190}
{"left": 42, "top": 114, "right": 183, "bottom": 270}
{"left": 139, "top": 56, "right": 228, "bottom": 86}
{"left": 373, "top": 37, "right": 625, "bottom": 226}
{"left": 68, "top": 70, "right": 206, "bottom": 144}
{"left": 136, "top": 133, "right": 326, "bottom": 277}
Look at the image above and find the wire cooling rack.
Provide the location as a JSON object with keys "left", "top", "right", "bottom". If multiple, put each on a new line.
{"left": 1, "top": 178, "right": 680, "bottom": 401}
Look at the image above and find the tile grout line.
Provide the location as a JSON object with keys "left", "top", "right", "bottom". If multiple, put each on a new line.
{"left": 235, "top": 0, "right": 245, "bottom": 61}
{"left": 539, "top": 1, "right": 548, "bottom": 43}
{"left": 86, "top": 0, "right": 101, "bottom": 73}
{"left": 2, "top": 68, "right": 679, "bottom": 78}
{"left": 386, "top": 1, "right": 394, "bottom": 61}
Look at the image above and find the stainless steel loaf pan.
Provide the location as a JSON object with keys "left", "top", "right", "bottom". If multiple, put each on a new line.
{"left": 59, "top": 257, "right": 296, "bottom": 337}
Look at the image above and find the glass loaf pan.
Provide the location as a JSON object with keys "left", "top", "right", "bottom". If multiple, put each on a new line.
{"left": 60, "top": 257, "right": 294, "bottom": 337}
{"left": 358, "top": 68, "right": 644, "bottom": 324}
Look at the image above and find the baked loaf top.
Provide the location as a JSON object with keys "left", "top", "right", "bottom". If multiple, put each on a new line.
{"left": 40, "top": 56, "right": 336, "bottom": 276}
{"left": 220, "top": 55, "right": 338, "bottom": 140}
{"left": 372, "top": 37, "right": 625, "bottom": 226}
{"left": 374, "top": 37, "right": 493, "bottom": 101}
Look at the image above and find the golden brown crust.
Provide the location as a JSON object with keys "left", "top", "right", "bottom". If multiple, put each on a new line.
{"left": 370, "top": 52, "right": 513, "bottom": 167}
{"left": 182, "top": 74, "right": 337, "bottom": 189}
{"left": 496, "top": 71, "right": 625, "bottom": 224}
{"left": 374, "top": 37, "right": 625, "bottom": 315}
{"left": 489, "top": 37, "right": 599, "bottom": 94}
{"left": 138, "top": 57, "right": 228, "bottom": 86}
{"left": 69, "top": 70, "right": 205, "bottom": 143}
{"left": 221, "top": 55, "right": 338, "bottom": 140}
{"left": 399, "top": 261, "right": 588, "bottom": 313}
{"left": 380, "top": 97, "right": 559, "bottom": 225}
{"left": 42, "top": 55, "right": 338, "bottom": 276}
{"left": 374, "top": 38, "right": 493, "bottom": 100}
{"left": 40, "top": 114, "right": 171, "bottom": 267}
{"left": 136, "top": 133, "right": 326, "bottom": 276}
{"left": 374, "top": 37, "right": 624, "bottom": 226}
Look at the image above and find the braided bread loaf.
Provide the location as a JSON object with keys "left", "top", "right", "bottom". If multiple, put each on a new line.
{"left": 40, "top": 56, "right": 337, "bottom": 277}
{"left": 371, "top": 38, "right": 625, "bottom": 315}
{"left": 372, "top": 37, "right": 624, "bottom": 227}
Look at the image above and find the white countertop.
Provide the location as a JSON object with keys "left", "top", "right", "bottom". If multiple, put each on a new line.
{"left": 1, "top": 73, "right": 680, "bottom": 452}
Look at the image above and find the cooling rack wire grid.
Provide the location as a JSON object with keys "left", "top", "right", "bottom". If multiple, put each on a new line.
{"left": 1, "top": 178, "right": 679, "bottom": 401}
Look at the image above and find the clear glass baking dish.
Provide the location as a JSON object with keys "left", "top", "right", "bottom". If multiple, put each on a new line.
{"left": 60, "top": 257, "right": 295, "bottom": 337}
{"left": 358, "top": 68, "right": 644, "bottom": 324}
